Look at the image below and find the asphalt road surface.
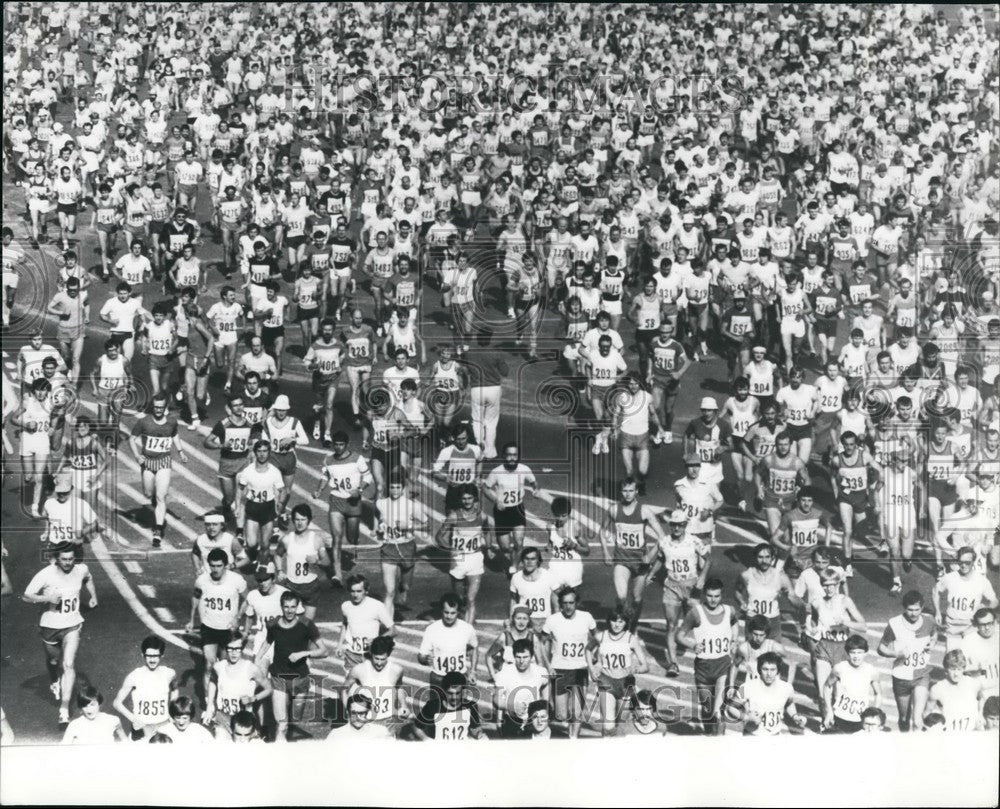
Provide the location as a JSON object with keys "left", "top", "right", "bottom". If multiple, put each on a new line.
{"left": 1, "top": 177, "right": 946, "bottom": 742}
{"left": 1, "top": 1, "right": 989, "bottom": 741}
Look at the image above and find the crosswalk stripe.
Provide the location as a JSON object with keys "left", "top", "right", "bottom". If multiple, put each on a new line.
{"left": 73, "top": 392, "right": 916, "bottom": 730}
{"left": 94, "top": 451, "right": 201, "bottom": 543}
{"left": 77, "top": 396, "right": 757, "bottom": 558}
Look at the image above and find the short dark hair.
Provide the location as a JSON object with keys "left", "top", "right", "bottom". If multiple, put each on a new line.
{"left": 511, "top": 638, "right": 533, "bottom": 656}
{"left": 230, "top": 710, "right": 258, "bottom": 735}
{"left": 369, "top": 635, "right": 394, "bottom": 656}
{"left": 77, "top": 685, "right": 104, "bottom": 709}
{"left": 441, "top": 671, "right": 466, "bottom": 689}
{"left": 346, "top": 693, "right": 373, "bottom": 712}
{"left": 168, "top": 696, "right": 195, "bottom": 718}
{"left": 556, "top": 586, "right": 577, "bottom": 603}
{"left": 755, "top": 652, "right": 782, "bottom": 674}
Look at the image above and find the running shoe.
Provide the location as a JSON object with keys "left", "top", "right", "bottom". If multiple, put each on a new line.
{"left": 312, "top": 421, "right": 321, "bottom": 441}
{"left": 845, "top": 564, "right": 854, "bottom": 578}
{"left": 58, "top": 707, "right": 70, "bottom": 725}
{"left": 662, "top": 431, "right": 673, "bottom": 444}
{"left": 890, "top": 579, "right": 902, "bottom": 594}
{"left": 188, "top": 418, "right": 201, "bottom": 430}
{"left": 50, "top": 680, "right": 62, "bottom": 701}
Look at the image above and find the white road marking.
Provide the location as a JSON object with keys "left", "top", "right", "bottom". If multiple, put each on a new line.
{"left": 95, "top": 454, "right": 200, "bottom": 543}
{"left": 137, "top": 584, "right": 157, "bottom": 599}
{"left": 88, "top": 526, "right": 351, "bottom": 707}
{"left": 153, "top": 606, "right": 177, "bottom": 624}
{"left": 123, "top": 560, "right": 143, "bottom": 574}
{"left": 88, "top": 536, "right": 193, "bottom": 653}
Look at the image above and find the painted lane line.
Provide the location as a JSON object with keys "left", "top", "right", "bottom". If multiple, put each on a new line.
{"left": 123, "top": 560, "right": 143, "bottom": 574}
{"left": 79, "top": 401, "right": 224, "bottom": 502}
{"left": 137, "top": 584, "right": 157, "bottom": 599}
{"left": 88, "top": 530, "right": 355, "bottom": 708}
{"left": 101, "top": 403, "right": 388, "bottom": 544}
{"left": 95, "top": 454, "right": 201, "bottom": 543}
{"left": 153, "top": 606, "right": 177, "bottom": 624}
{"left": 88, "top": 536, "right": 194, "bottom": 654}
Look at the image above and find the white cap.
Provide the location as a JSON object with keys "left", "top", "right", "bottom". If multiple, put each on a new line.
{"left": 682, "top": 213, "right": 695, "bottom": 224}
{"left": 668, "top": 509, "right": 689, "bottom": 523}
{"left": 700, "top": 397, "right": 718, "bottom": 410}
{"left": 272, "top": 394, "right": 291, "bottom": 410}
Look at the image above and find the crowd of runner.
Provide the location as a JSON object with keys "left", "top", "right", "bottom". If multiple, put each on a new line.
{"left": 1, "top": 2, "right": 999, "bottom": 743}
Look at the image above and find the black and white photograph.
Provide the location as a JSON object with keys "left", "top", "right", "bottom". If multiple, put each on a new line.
{"left": 0, "top": 2, "right": 998, "bottom": 805}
